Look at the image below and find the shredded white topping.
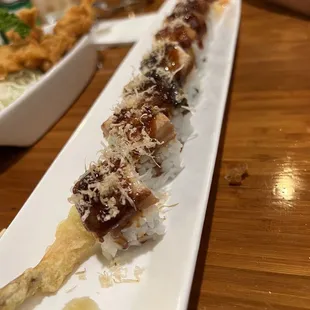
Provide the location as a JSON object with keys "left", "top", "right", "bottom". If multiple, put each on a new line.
{"left": 69, "top": 161, "right": 136, "bottom": 223}
{"left": 99, "top": 265, "right": 144, "bottom": 287}
{"left": 123, "top": 75, "right": 158, "bottom": 103}
{"left": 99, "top": 271, "right": 114, "bottom": 288}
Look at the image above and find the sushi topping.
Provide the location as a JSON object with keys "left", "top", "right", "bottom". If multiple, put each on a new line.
{"left": 123, "top": 68, "right": 187, "bottom": 115}
{"left": 141, "top": 41, "right": 183, "bottom": 75}
{"left": 108, "top": 103, "right": 163, "bottom": 164}
{"left": 166, "top": 9, "right": 206, "bottom": 47}
{"left": 70, "top": 158, "right": 152, "bottom": 238}
{"left": 155, "top": 19, "right": 197, "bottom": 49}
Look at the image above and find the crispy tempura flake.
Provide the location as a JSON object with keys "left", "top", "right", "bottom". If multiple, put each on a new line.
{"left": 0, "top": 207, "right": 96, "bottom": 310}
{"left": 98, "top": 265, "right": 144, "bottom": 288}
{"left": 225, "top": 163, "right": 248, "bottom": 186}
{"left": 75, "top": 269, "right": 87, "bottom": 280}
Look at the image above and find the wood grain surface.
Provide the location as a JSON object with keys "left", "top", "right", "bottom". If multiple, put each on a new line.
{"left": 1, "top": 1, "right": 310, "bottom": 309}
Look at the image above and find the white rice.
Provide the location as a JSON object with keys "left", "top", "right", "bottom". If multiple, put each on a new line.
{"left": 138, "top": 138, "right": 183, "bottom": 191}
{"left": 101, "top": 204, "right": 165, "bottom": 260}
{"left": 171, "top": 108, "right": 194, "bottom": 143}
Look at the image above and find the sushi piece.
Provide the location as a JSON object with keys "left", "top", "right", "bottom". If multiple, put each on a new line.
{"left": 123, "top": 68, "right": 187, "bottom": 117}
{"left": 141, "top": 41, "right": 194, "bottom": 83}
{"left": 102, "top": 105, "right": 175, "bottom": 144}
{"left": 70, "top": 157, "right": 166, "bottom": 261}
{"left": 101, "top": 95, "right": 183, "bottom": 186}
{"left": 101, "top": 103, "right": 176, "bottom": 168}
{"left": 101, "top": 203, "right": 165, "bottom": 260}
{"left": 70, "top": 160, "right": 159, "bottom": 240}
{"left": 165, "top": 7, "right": 207, "bottom": 48}
{"left": 102, "top": 106, "right": 176, "bottom": 143}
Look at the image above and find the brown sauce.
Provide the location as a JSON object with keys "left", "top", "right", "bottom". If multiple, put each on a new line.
{"left": 141, "top": 43, "right": 185, "bottom": 82}
{"left": 166, "top": 10, "right": 206, "bottom": 48}
{"left": 165, "top": 44, "right": 182, "bottom": 72}
{"left": 144, "top": 69, "right": 187, "bottom": 110}
{"left": 124, "top": 69, "right": 187, "bottom": 116}
{"left": 82, "top": 192, "right": 133, "bottom": 240}
{"left": 155, "top": 25, "right": 195, "bottom": 49}
{"left": 113, "top": 105, "right": 157, "bottom": 142}
{"left": 73, "top": 161, "right": 133, "bottom": 239}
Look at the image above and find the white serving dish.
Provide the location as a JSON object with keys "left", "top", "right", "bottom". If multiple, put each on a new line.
{"left": 0, "top": 1, "right": 240, "bottom": 309}
{"left": 0, "top": 36, "right": 97, "bottom": 147}
{"left": 0, "top": 14, "right": 157, "bottom": 147}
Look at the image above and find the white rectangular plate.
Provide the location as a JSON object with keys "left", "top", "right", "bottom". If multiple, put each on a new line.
{"left": 0, "top": 1, "right": 240, "bottom": 309}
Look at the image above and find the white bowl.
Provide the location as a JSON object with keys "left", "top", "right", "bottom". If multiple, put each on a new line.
{"left": 0, "top": 36, "right": 97, "bottom": 147}
{"left": 0, "top": 14, "right": 156, "bottom": 147}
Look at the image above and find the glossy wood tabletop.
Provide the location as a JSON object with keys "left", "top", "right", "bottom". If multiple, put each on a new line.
{"left": 1, "top": 1, "right": 310, "bottom": 309}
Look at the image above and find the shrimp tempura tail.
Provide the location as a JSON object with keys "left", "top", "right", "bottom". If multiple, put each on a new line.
{"left": 0, "top": 207, "right": 96, "bottom": 310}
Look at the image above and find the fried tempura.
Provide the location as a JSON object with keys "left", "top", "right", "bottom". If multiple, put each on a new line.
{"left": 5, "top": 8, "right": 43, "bottom": 44}
{"left": 0, "top": 207, "right": 96, "bottom": 310}
{"left": 14, "top": 42, "right": 48, "bottom": 70}
{"left": 0, "top": 0, "right": 95, "bottom": 79}
{"left": 40, "top": 33, "right": 77, "bottom": 71}
{"left": 0, "top": 46, "right": 22, "bottom": 80}
{"left": 55, "top": 0, "right": 95, "bottom": 38}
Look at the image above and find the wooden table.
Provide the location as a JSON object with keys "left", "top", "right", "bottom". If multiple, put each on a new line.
{"left": 1, "top": 1, "right": 310, "bottom": 309}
